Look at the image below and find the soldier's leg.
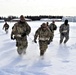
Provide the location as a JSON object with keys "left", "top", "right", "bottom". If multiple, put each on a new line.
{"left": 64, "top": 35, "right": 69, "bottom": 44}
{"left": 5, "top": 29, "right": 8, "bottom": 34}
{"left": 22, "top": 40, "right": 28, "bottom": 54}
{"left": 40, "top": 47, "right": 47, "bottom": 56}
{"left": 40, "top": 50, "right": 44, "bottom": 56}
{"left": 17, "top": 47, "right": 23, "bottom": 55}
{"left": 39, "top": 41, "right": 48, "bottom": 56}
{"left": 16, "top": 41, "right": 23, "bottom": 55}
{"left": 60, "top": 34, "right": 64, "bottom": 44}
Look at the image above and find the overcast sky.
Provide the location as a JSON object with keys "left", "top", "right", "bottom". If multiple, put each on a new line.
{"left": 0, "top": 0, "right": 76, "bottom": 17}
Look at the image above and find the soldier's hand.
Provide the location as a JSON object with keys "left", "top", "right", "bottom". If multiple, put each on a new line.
{"left": 34, "top": 39, "right": 37, "bottom": 43}
{"left": 47, "top": 41, "right": 51, "bottom": 45}
{"left": 11, "top": 36, "right": 15, "bottom": 40}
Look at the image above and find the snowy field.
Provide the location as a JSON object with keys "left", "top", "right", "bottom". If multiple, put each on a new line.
{"left": 0, "top": 21, "right": 76, "bottom": 75}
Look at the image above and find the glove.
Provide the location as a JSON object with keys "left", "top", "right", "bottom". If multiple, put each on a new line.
{"left": 47, "top": 40, "right": 52, "bottom": 45}
{"left": 47, "top": 41, "right": 50, "bottom": 45}
{"left": 21, "top": 32, "right": 26, "bottom": 37}
{"left": 11, "top": 36, "right": 15, "bottom": 40}
{"left": 34, "top": 39, "right": 37, "bottom": 43}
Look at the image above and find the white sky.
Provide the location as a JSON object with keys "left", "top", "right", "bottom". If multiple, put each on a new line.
{"left": 0, "top": 0, "right": 76, "bottom": 17}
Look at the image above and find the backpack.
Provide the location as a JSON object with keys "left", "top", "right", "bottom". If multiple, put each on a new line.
{"left": 53, "top": 25, "right": 57, "bottom": 30}
{"left": 49, "top": 24, "right": 57, "bottom": 31}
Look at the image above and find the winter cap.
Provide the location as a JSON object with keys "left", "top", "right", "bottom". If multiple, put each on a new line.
{"left": 20, "top": 15, "right": 25, "bottom": 21}
{"left": 41, "top": 23, "right": 47, "bottom": 28}
{"left": 64, "top": 19, "right": 68, "bottom": 25}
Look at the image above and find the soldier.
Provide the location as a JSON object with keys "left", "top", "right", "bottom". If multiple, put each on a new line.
{"left": 34, "top": 23, "right": 53, "bottom": 56}
{"left": 59, "top": 19, "right": 69, "bottom": 44}
{"left": 11, "top": 15, "right": 31, "bottom": 55}
{"left": 49, "top": 20, "right": 57, "bottom": 43}
{"left": 3, "top": 22, "right": 9, "bottom": 34}
{"left": 46, "top": 22, "right": 49, "bottom": 26}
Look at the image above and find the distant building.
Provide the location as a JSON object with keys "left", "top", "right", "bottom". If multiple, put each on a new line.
{"left": 40, "top": 18, "right": 51, "bottom": 22}
{"left": 0, "top": 19, "right": 5, "bottom": 23}
{"left": 40, "top": 18, "right": 62, "bottom": 22}
{"left": 50, "top": 18, "right": 62, "bottom": 22}
{"left": 62, "top": 16, "right": 76, "bottom": 22}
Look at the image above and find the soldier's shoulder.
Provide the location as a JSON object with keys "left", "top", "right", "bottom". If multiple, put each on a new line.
{"left": 35, "top": 27, "right": 41, "bottom": 32}
{"left": 25, "top": 21, "right": 28, "bottom": 24}
{"left": 38, "top": 27, "right": 42, "bottom": 30}
{"left": 68, "top": 24, "right": 69, "bottom": 26}
{"left": 49, "top": 23, "right": 52, "bottom": 25}
{"left": 12, "top": 22, "right": 18, "bottom": 28}
{"left": 61, "top": 24, "right": 64, "bottom": 26}
{"left": 14, "top": 22, "right": 19, "bottom": 26}
{"left": 62, "top": 23, "right": 64, "bottom": 25}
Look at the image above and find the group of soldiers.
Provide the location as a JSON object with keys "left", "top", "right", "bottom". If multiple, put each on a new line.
{"left": 2, "top": 15, "right": 70, "bottom": 56}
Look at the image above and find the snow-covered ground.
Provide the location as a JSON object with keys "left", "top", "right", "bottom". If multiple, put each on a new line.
{"left": 0, "top": 21, "right": 76, "bottom": 75}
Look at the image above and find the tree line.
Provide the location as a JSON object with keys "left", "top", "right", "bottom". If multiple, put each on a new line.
{"left": 0, "top": 15, "right": 63, "bottom": 21}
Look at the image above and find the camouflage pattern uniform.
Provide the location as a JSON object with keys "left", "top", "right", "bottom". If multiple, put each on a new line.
{"left": 59, "top": 19, "right": 69, "bottom": 44}
{"left": 3, "top": 22, "right": 9, "bottom": 34}
{"left": 49, "top": 20, "right": 57, "bottom": 42}
{"left": 34, "top": 23, "right": 53, "bottom": 56}
{"left": 11, "top": 15, "right": 31, "bottom": 55}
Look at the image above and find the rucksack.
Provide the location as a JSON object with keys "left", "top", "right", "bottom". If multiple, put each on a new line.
{"left": 53, "top": 25, "right": 57, "bottom": 30}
